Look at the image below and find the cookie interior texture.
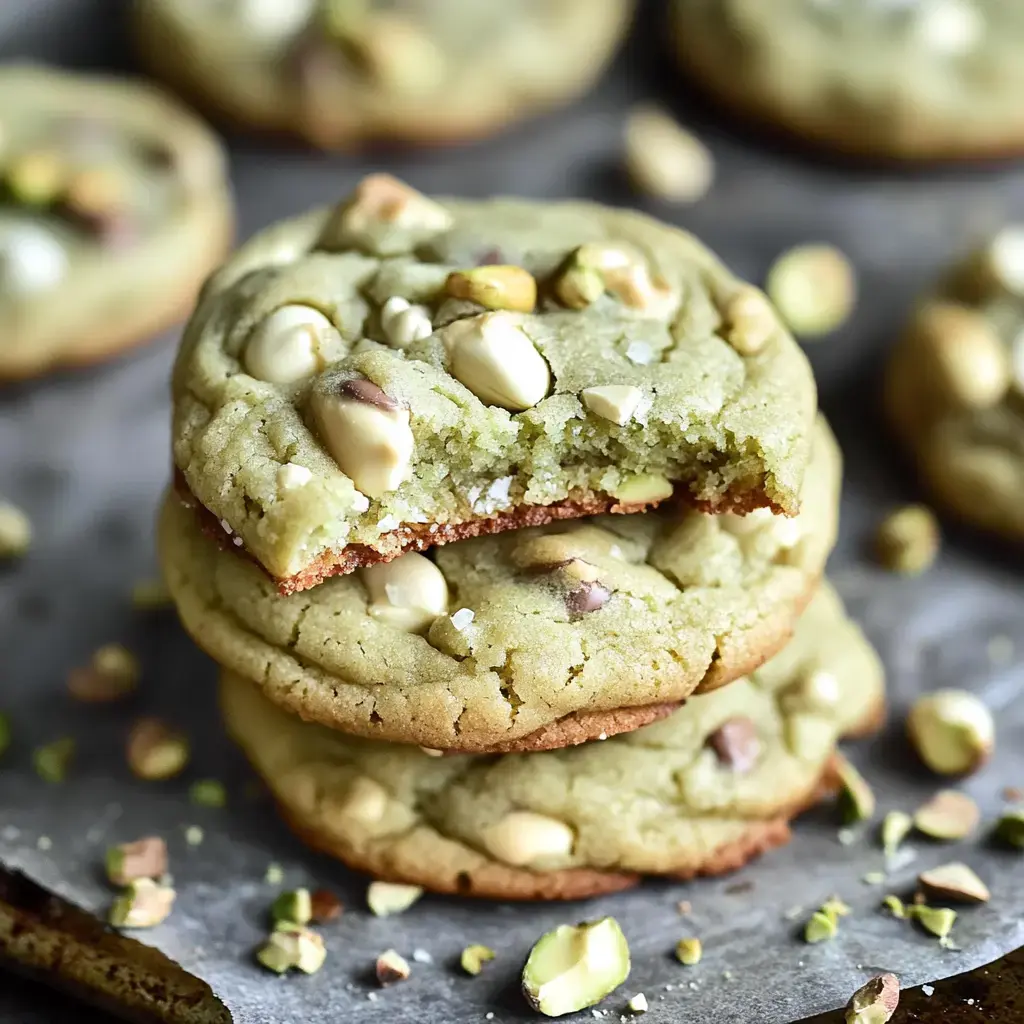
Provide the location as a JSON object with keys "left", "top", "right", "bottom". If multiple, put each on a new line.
{"left": 161, "top": 416, "right": 839, "bottom": 753}
{"left": 670, "top": 0, "right": 1024, "bottom": 160}
{"left": 172, "top": 180, "right": 816, "bottom": 589}
{"left": 887, "top": 228, "right": 1024, "bottom": 538}
{"left": 135, "top": 0, "right": 635, "bottom": 148}
{"left": 220, "top": 581, "right": 885, "bottom": 900}
{"left": 0, "top": 65, "right": 232, "bottom": 379}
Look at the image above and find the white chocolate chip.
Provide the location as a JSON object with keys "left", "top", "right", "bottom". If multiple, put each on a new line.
{"left": 581, "top": 385, "right": 644, "bottom": 425}
{"left": 986, "top": 227, "right": 1024, "bottom": 294}
{"left": 773, "top": 515, "right": 804, "bottom": 549}
{"left": 914, "top": 0, "right": 983, "bottom": 54}
{"left": 341, "top": 776, "right": 389, "bottom": 824}
{"left": 277, "top": 462, "right": 313, "bottom": 491}
{"left": 244, "top": 305, "right": 336, "bottom": 383}
{"left": 380, "top": 296, "right": 434, "bottom": 349}
{"left": 309, "top": 378, "right": 414, "bottom": 499}
{"left": 450, "top": 608, "right": 475, "bottom": 631}
{"left": 612, "top": 474, "right": 673, "bottom": 505}
{"left": 441, "top": 311, "right": 551, "bottom": 411}
{"left": 229, "top": 0, "right": 314, "bottom": 39}
{"left": 360, "top": 553, "right": 448, "bottom": 633}
{"left": 0, "top": 220, "right": 67, "bottom": 294}
{"left": 481, "top": 811, "right": 575, "bottom": 867}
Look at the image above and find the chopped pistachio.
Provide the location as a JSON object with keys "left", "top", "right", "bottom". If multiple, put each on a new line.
{"left": 271, "top": 888, "right": 312, "bottom": 926}
{"left": 264, "top": 862, "right": 284, "bottom": 885}
{"left": 376, "top": 948, "right": 411, "bottom": 985}
{"left": 0, "top": 712, "right": 10, "bottom": 757}
{"left": 126, "top": 718, "right": 189, "bottom": 780}
{"left": 6, "top": 149, "right": 66, "bottom": 205}
{"left": 627, "top": 992, "right": 649, "bottom": 1014}
{"left": 522, "top": 918, "right": 630, "bottom": 1017}
{"left": 131, "top": 577, "right": 172, "bottom": 609}
{"left": 109, "top": 878, "right": 175, "bottom": 929}
{"left": 844, "top": 973, "right": 900, "bottom": 1024}
{"left": 862, "top": 871, "right": 887, "bottom": 885}
{"left": 882, "top": 895, "right": 907, "bottom": 919}
{"left": 804, "top": 910, "right": 837, "bottom": 944}
{"left": 189, "top": 779, "right": 226, "bottom": 808}
{"left": 913, "top": 790, "right": 979, "bottom": 840}
{"left": 257, "top": 924, "right": 326, "bottom": 975}
{"left": 460, "top": 944, "right": 497, "bottom": 976}
{"left": 67, "top": 643, "right": 139, "bottom": 703}
{"left": 994, "top": 808, "right": 1024, "bottom": 848}
{"left": 367, "top": 881, "right": 422, "bottom": 917}
{"left": 836, "top": 753, "right": 876, "bottom": 824}
{"left": 0, "top": 502, "right": 31, "bottom": 557}
{"left": 910, "top": 904, "right": 957, "bottom": 941}
{"left": 766, "top": 244, "right": 856, "bottom": 337}
{"left": 918, "top": 862, "right": 990, "bottom": 904}
{"left": 184, "top": 826, "right": 204, "bottom": 847}
{"left": 881, "top": 810, "right": 913, "bottom": 857}
{"left": 105, "top": 837, "right": 168, "bottom": 886}
{"left": 33, "top": 737, "right": 75, "bottom": 783}
{"left": 821, "top": 896, "right": 852, "bottom": 923}
{"left": 907, "top": 689, "right": 993, "bottom": 776}
{"left": 623, "top": 105, "right": 714, "bottom": 204}
{"left": 309, "top": 888, "right": 343, "bottom": 923}
{"left": 875, "top": 505, "right": 940, "bottom": 576}
{"left": 675, "top": 937, "right": 702, "bottom": 965}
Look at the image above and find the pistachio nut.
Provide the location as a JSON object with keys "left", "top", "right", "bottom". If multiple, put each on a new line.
{"left": 766, "top": 244, "right": 856, "bottom": 337}
{"left": 909, "top": 904, "right": 957, "bottom": 942}
{"left": 257, "top": 924, "right": 326, "bottom": 975}
{"left": 0, "top": 501, "right": 31, "bottom": 557}
{"left": 271, "top": 887, "right": 313, "bottom": 925}
{"left": 126, "top": 717, "right": 189, "bottom": 780}
{"left": 836, "top": 753, "right": 876, "bottom": 824}
{"left": 994, "top": 808, "right": 1024, "bottom": 848}
{"left": 611, "top": 473, "right": 673, "bottom": 506}
{"left": 907, "top": 689, "right": 994, "bottom": 776}
{"left": 881, "top": 810, "right": 913, "bottom": 857}
{"left": 675, "top": 938, "right": 702, "bottom": 966}
{"left": 33, "top": 737, "right": 75, "bottom": 783}
{"left": 366, "top": 881, "right": 422, "bottom": 917}
{"left": 580, "top": 384, "right": 644, "bottom": 425}
{"left": 68, "top": 643, "right": 140, "bottom": 703}
{"left": 874, "top": 505, "right": 940, "bottom": 576}
{"left": 445, "top": 265, "right": 537, "bottom": 313}
{"left": 360, "top": 552, "right": 448, "bottom": 633}
{"left": 481, "top": 811, "right": 575, "bottom": 867}
{"left": 244, "top": 304, "right": 337, "bottom": 384}
{"left": 554, "top": 242, "right": 675, "bottom": 316}
{"left": 105, "top": 837, "right": 168, "bottom": 887}
{"left": 624, "top": 105, "right": 713, "bottom": 204}
{"left": 375, "top": 948, "right": 411, "bottom": 985}
{"left": 720, "top": 285, "right": 776, "bottom": 356}
{"left": 460, "top": 944, "right": 497, "bottom": 976}
{"left": 109, "top": 878, "right": 175, "bottom": 929}
{"left": 803, "top": 910, "right": 837, "bottom": 944}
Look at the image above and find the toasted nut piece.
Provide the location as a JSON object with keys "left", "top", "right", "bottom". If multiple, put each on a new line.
{"left": 836, "top": 753, "right": 876, "bottom": 824}
{"left": 441, "top": 311, "right": 551, "bottom": 411}
{"left": 581, "top": 385, "right": 644, "bottom": 425}
{"left": 522, "top": 918, "right": 630, "bottom": 1017}
{"left": 875, "top": 505, "right": 940, "bottom": 575}
{"left": 907, "top": 689, "right": 994, "bottom": 776}
{"left": 244, "top": 304, "right": 337, "bottom": 384}
{"left": 367, "top": 881, "right": 422, "bottom": 917}
{"left": 309, "top": 888, "right": 343, "bottom": 922}
{"left": 256, "top": 924, "right": 327, "bottom": 974}
{"left": 675, "top": 938, "right": 702, "bottom": 965}
{"left": 446, "top": 265, "right": 538, "bottom": 313}
{"left": 189, "top": 779, "right": 226, "bottom": 808}
{"left": 721, "top": 285, "right": 777, "bottom": 356}
{"left": 804, "top": 910, "right": 837, "bottom": 944}
{"left": 983, "top": 227, "right": 1024, "bottom": 294}
{"left": 105, "top": 837, "right": 168, "bottom": 886}
{"left": 881, "top": 810, "right": 913, "bottom": 857}
{"left": 482, "top": 811, "right": 575, "bottom": 867}
{"left": 33, "top": 737, "right": 75, "bottom": 783}
{"left": 109, "top": 878, "right": 175, "bottom": 929}
{"left": 554, "top": 242, "right": 675, "bottom": 316}
{"left": 360, "top": 552, "right": 448, "bottom": 633}
{"left": 844, "top": 973, "right": 900, "bottom": 1024}
{"left": 918, "top": 862, "right": 990, "bottom": 903}
{"left": 628, "top": 993, "right": 649, "bottom": 1014}
{"left": 460, "top": 944, "right": 497, "bottom": 976}
{"left": 380, "top": 295, "right": 433, "bottom": 349}
{"left": 612, "top": 474, "right": 673, "bottom": 505}
{"left": 126, "top": 718, "right": 189, "bottom": 780}
{"left": 318, "top": 173, "right": 452, "bottom": 256}
{"left": 913, "top": 790, "right": 979, "bottom": 840}
{"left": 766, "top": 245, "right": 856, "bottom": 337}
{"left": 624, "top": 105, "right": 713, "bottom": 204}
{"left": 271, "top": 888, "right": 313, "bottom": 925}
{"left": 7, "top": 149, "right": 66, "bottom": 205}
{"left": 309, "top": 375, "right": 414, "bottom": 498}
{"left": 912, "top": 301, "right": 1010, "bottom": 408}
{"left": 511, "top": 531, "right": 606, "bottom": 571}
{"left": 68, "top": 643, "right": 140, "bottom": 703}
{"left": 995, "top": 808, "right": 1024, "bottom": 848}
{"left": 0, "top": 502, "right": 31, "bottom": 557}
{"left": 341, "top": 776, "right": 389, "bottom": 823}
{"left": 561, "top": 558, "right": 602, "bottom": 584}
{"left": 909, "top": 904, "right": 957, "bottom": 941}
{"left": 708, "top": 717, "right": 761, "bottom": 773}
{"left": 376, "top": 948, "right": 411, "bottom": 985}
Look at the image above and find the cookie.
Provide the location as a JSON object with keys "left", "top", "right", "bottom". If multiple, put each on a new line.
{"left": 670, "top": 0, "right": 1022, "bottom": 161}
{"left": 220, "top": 581, "right": 885, "bottom": 900}
{"left": 0, "top": 66, "right": 232, "bottom": 380}
{"left": 134, "top": 0, "right": 634, "bottom": 150}
{"left": 172, "top": 174, "right": 817, "bottom": 592}
{"left": 161, "top": 416, "right": 839, "bottom": 754}
{"left": 887, "top": 228, "right": 1024, "bottom": 538}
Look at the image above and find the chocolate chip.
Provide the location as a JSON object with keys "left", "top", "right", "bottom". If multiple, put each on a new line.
{"left": 338, "top": 377, "right": 403, "bottom": 411}
{"left": 565, "top": 581, "right": 611, "bottom": 618}
{"left": 708, "top": 717, "right": 761, "bottom": 772}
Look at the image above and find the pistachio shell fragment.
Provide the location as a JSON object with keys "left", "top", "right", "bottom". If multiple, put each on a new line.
{"left": 109, "top": 878, "right": 175, "bottom": 929}
{"left": 913, "top": 790, "right": 979, "bottom": 840}
{"left": 918, "top": 862, "right": 990, "bottom": 904}
{"left": 105, "top": 837, "right": 168, "bottom": 886}
{"left": 844, "top": 973, "right": 900, "bottom": 1024}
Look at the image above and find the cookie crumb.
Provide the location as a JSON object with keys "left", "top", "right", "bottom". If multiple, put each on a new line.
{"left": 189, "top": 778, "right": 226, "bottom": 808}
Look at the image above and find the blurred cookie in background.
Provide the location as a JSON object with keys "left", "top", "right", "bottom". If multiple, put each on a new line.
{"left": 0, "top": 65, "right": 232, "bottom": 381}
{"left": 669, "top": 0, "right": 1022, "bottom": 161}
{"left": 133, "top": 0, "right": 635, "bottom": 150}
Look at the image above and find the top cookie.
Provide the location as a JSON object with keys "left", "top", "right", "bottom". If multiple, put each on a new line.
{"left": 887, "top": 227, "right": 1024, "bottom": 538}
{"left": 172, "top": 175, "right": 817, "bottom": 592}
{"left": 671, "top": 0, "right": 1024, "bottom": 161}
{"left": 134, "top": 0, "right": 634, "bottom": 149}
{"left": 0, "top": 66, "right": 232, "bottom": 379}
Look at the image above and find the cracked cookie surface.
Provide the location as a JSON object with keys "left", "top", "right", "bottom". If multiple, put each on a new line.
{"left": 161, "top": 417, "right": 838, "bottom": 753}
{"left": 134, "top": 0, "right": 634, "bottom": 149}
{"left": 671, "top": 0, "right": 1024, "bottom": 161}
{"left": 220, "top": 581, "right": 884, "bottom": 899}
{"left": 172, "top": 175, "right": 816, "bottom": 591}
{"left": 0, "top": 65, "right": 232, "bottom": 379}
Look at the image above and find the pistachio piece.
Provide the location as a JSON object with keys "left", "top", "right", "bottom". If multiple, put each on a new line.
{"left": 836, "top": 753, "right": 876, "bottom": 824}
{"left": 481, "top": 811, "right": 575, "bottom": 867}
{"left": 6, "top": 149, "right": 66, "bottom": 205}
{"left": 627, "top": 993, "right": 649, "bottom": 1014}
{"left": 380, "top": 295, "right": 433, "bottom": 349}
{"left": 911, "top": 301, "right": 1010, "bottom": 409}
{"left": 460, "top": 944, "right": 497, "bottom": 976}
{"left": 913, "top": 790, "right": 979, "bottom": 840}
{"left": 360, "top": 552, "right": 448, "bottom": 633}
{"left": 376, "top": 948, "right": 411, "bottom": 985}
{"left": 0, "top": 502, "right": 31, "bottom": 557}
{"left": 126, "top": 717, "right": 189, "bottom": 780}
{"left": 105, "top": 837, "right": 168, "bottom": 886}
{"left": 0, "top": 222, "right": 68, "bottom": 294}
{"left": 881, "top": 810, "right": 913, "bottom": 857}
{"left": 341, "top": 776, "right": 389, "bottom": 824}
{"left": 675, "top": 938, "right": 702, "bottom": 966}
{"left": 707, "top": 717, "right": 761, "bottom": 773}
{"left": 611, "top": 474, "right": 673, "bottom": 506}
{"left": 256, "top": 924, "right": 326, "bottom": 975}
{"left": 109, "top": 878, "right": 175, "bottom": 929}
{"left": 564, "top": 580, "right": 612, "bottom": 618}
{"left": 67, "top": 643, "right": 139, "bottom": 703}
{"left": 910, "top": 904, "right": 957, "bottom": 941}
{"left": 309, "top": 888, "right": 343, "bottom": 923}
{"left": 875, "top": 505, "right": 940, "bottom": 576}
{"left": 445, "top": 265, "right": 537, "bottom": 313}
{"left": 918, "top": 862, "right": 990, "bottom": 904}
{"left": 844, "top": 973, "right": 900, "bottom": 1024}
{"left": 907, "top": 689, "right": 994, "bottom": 776}
{"left": 821, "top": 896, "right": 852, "bottom": 923}
{"left": 271, "top": 887, "right": 313, "bottom": 925}
{"left": 624, "top": 105, "right": 713, "bottom": 204}
{"left": 580, "top": 385, "right": 644, "bottom": 426}
{"left": 783, "top": 667, "right": 841, "bottom": 713}
{"left": 441, "top": 311, "right": 551, "bottom": 411}
{"left": 554, "top": 242, "right": 675, "bottom": 317}
{"left": 721, "top": 285, "right": 776, "bottom": 356}
{"left": 766, "top": 244, "right": 856, "bottom": 337}
{"left": 33, "top": 737, "right": 75, "bottom": 783}
{"left": 244, "top": 304, "right": 337, "bottom": 384}
{"left": 309, "top": 374, "right": 414, "bottom": 498}
{"left": 0, "top": 712, "right": 9, "bottom": 758}
{"left": 983, "top": 227, "right": 1024, "bottom": 295}
{"left": 804, "top": 910, "right": 837, "bottom": 944}
{"left": 189, "top": 779, "right": 227, "bottom": 808}
{"left": 994, "top": 808, "right": 1024, "bottom": 848}
{"left": 522, "top": 918, "right": 630, "bottom": 1018}
{"left": 366, "top": 881, "right": 422, "bottom": 917}
{"left": 882, "top": 894, "right": 908, "bottom": 919}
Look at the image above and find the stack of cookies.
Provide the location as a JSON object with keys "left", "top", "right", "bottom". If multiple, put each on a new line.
{"left": 160, "top": 174, "right": 884, "bottom": 899}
